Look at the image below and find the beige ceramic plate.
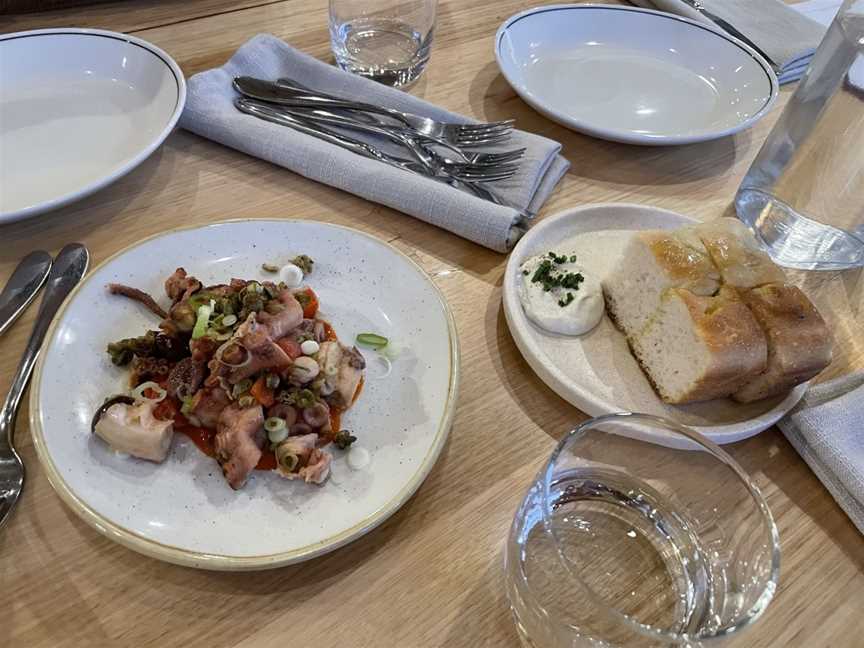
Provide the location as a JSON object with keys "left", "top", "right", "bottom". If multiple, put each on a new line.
{"left": 30, "top": 220, "right": 459, "bottom": 570}
{"left": 502, "top": 203, "right": 806, "bottom": 446}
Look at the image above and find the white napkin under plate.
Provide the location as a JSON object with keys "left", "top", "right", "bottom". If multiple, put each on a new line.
{"left": 630, "top": 0, "right": 827, "bottom": 83}
{"left": 779, "top": 374, "right": 864, "bottom": 534}
{"left": 179, "top": 34, "right": 570, "bottom": 253}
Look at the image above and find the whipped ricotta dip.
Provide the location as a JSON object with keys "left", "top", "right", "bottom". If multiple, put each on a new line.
{"left": 518, "top": 251, "right": 604, "bottom": 336}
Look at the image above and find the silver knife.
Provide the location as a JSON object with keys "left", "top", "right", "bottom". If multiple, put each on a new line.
{"left": 235, "top": 97, "right": 532, "bottom": 218}
{"left": 678, "top": 0, "right": 779, "bottom": 71}
{"left": 0, "top": 251, "right": 53, "bottom": 338}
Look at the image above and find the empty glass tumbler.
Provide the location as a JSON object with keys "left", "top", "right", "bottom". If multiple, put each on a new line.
{"left": 505, "top": 414, "right": 780, "bottom": 648}
{"left": 736, "top": 0, "right": 864, "bottom": 270}
{"left": 329, "top": 0, "right": 437, "bottom": 87}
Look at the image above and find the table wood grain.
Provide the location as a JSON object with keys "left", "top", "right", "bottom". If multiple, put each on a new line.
{"left": 1, "top": 2, "right": 863, "bottom": 647}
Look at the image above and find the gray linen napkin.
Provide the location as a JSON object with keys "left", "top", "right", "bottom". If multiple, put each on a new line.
{"left": 179, "top": 34, "right": 570, "bottom": 253}
{"left": 779, "top": 374, "right": 864, "bottom": 534}
{"left": 630, "top": 0, "right": 827, "bottom": 83}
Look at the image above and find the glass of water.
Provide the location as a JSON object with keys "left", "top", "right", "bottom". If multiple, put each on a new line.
{"left": 736, "top": 0, "right": 864, "bottom": 270}
{"left": 505, "top": 413, "right": 780, "bottom": 648}
{"left": 329, "top": 0, "right": 437, "bottom": 87}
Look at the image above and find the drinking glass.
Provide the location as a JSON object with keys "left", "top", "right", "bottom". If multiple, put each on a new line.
{"left": 329, "top": 0, "right": 437, "bottom": 87}
{"left": 505, "top": 413, "right": 780, "bottom": 648}
{"left": 736, "top": 0, "right": 864, "bottom": 270}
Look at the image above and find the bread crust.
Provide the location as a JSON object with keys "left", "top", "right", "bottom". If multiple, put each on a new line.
{"left": 632, "top": 287, "right": 767, "bottom": 404}
{"left": 733, "top": 283, "right": 833, "bottom": 402}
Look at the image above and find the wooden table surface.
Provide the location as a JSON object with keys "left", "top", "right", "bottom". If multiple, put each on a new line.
{"left": 2, "top": 1, "right": 863, "bottom": 646}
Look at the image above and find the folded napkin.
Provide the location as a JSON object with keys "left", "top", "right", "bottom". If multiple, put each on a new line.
{"left": 779, "top": 374, "right": 864, "bottom": 534}
{"left": 179, "top": 34, "right": 569, "bottom": 253}
{"left": 630, "top": 0, "right": 827, "bottom": 83}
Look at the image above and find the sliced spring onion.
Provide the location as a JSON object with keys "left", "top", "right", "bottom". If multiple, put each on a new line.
{"left": 215, "top": 342, "right": 251, "bottom": 368}
{"left": 265, "top": 417, "right": 287, "bottom": 443}
{"left": 268, "top": 427, "right": 289, "bottom": 444}
{"left": 221, "top": 314, "right": 238, "bottom": 327}
{"left": 275, "top": 445, "right": 299, "bottom": 472}
{"left": 131, "top": 381, "right": 167, "bottom": 403}
{"left": 191, "top": 300, "right": 215, "bottom": 340}
{"left": 237, "top": 394, "right": 255, "bottom": 408}
{"left": 356, "top": 333, "right": 388, "bottom": 349}
{"left": 180, "top": 396, "right": 195, "bottom": 417}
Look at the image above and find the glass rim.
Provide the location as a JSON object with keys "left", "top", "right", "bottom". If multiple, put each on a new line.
{"left": 540, "top": 412, "right": 781, "bottom": 643}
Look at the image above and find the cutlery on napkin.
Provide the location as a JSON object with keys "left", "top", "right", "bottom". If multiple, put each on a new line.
{"left": 630, "top": 0, "right": 827, "bottom": 83}
{"left": 179, "top": 34, "right": 570, "bottom": 253}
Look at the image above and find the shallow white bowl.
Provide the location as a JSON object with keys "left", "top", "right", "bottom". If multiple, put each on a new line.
{"left": 0, "top": 29, "right": 186, "bottom": 223}
{"left": 495, "top": 4, "right": 778, "bottom": 145}
{"left": 502, "top": 203, "right": 806, "bottom": 446}
{"left": 30, "top": 220, "right": 459, "bottom": 570}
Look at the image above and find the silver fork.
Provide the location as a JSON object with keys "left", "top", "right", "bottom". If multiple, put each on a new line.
{"left": 269, "top": 105, "right": 521, "bottom": 182}
{"left": 239, "top": 98, "right": 518, "bottom": 183}
{"left": 277, "top": 104, "right": 527, "bottom": 166}
{"left": 236, "top": 98, "right": 530, "bottom": 215}
{"left": 234, "top": 77, "right": 515, "bottom": 147}
{"left": 0, "top": 244, "right": 89, "bottom": 530}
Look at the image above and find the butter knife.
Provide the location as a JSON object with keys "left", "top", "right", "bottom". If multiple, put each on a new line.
{"left": 0, "top": 251, "right": 52, "bottom": 338}
{"left": 679, "top": 0, "right": 779, "bottom": 71}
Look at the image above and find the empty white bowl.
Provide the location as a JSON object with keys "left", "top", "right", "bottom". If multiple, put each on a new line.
{"left": 0, "top": 29, "right": 186, "bottom": 223}
{"left": 495, "top": 4, "right": 778, "bottom": 145}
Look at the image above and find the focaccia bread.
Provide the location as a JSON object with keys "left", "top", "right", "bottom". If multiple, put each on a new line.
{"left": 603, "top": 219, "right": 832, "bottom": 405}
{"left": 691, "top": 218, "right": 786, "bottom": 289}
{"left": 604, "top": 230, "right": 720, "bottom": 338}
{"left": 733, "top": 283, "right": 833, "bottom": 403}
{"left": 629, "top": 286, "right": 768, "bottom": 404}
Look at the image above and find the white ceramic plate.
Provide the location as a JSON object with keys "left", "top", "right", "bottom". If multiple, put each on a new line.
{"left": 0, "top": 29, "right": 186, "bottom": 223}
{"left": 495, "top": 4, "right": 778, "bottom": 145}
{"left": 502, "top": 203, "right": 807, "bottom": 446}
{"left": 30, "top": 221, "right": 459, "bottom": 570}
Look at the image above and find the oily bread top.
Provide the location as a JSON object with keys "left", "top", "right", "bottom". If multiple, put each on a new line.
{"left": 674, "top": 285, "right": 767, "bottom": 367}
{"left": 639, "top": 230, "right": 720, "bottom": 296}
{"left": 692, "top": 218, "right": 786, "bottom": 289}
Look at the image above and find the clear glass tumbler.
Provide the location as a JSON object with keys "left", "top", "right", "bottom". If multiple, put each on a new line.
{"left": 736, "top": 0, "right": 864, "bottom": 270}
{"left": 329, "top": 0, "right": 437, "bottom": 87}
{"left": 505, "top": 413, "right": 780, "bottom": 648}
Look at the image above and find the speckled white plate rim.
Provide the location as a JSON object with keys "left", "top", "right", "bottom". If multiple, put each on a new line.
{"left": 29, "top": 219, "right": 460, "bottom": 571}
{"left": 502, "top": 203, "right": 806, "bottom": 445}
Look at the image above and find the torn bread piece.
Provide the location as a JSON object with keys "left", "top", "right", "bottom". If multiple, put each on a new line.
{"left": 733, "top": 283, "right": 833, "bottom": 403}
{"left": 629, "top": 286, "right": 768, "bottom": 404}
{"left": 692, "top": 218, "right": 786, "bottom": 289}
{"left": 604, "top": 230, "right": 721, "bottom": 338}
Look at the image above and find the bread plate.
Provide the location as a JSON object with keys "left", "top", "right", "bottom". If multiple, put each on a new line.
{"left": 30, "top": 220, "right": 459, "bottom": 570}
{"left": 502, "top": 204, "right": 807, "bottom": 445}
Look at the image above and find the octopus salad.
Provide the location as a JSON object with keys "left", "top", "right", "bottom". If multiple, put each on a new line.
{"left": 92, "top": 257, "right": 366, "bottom": 490}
